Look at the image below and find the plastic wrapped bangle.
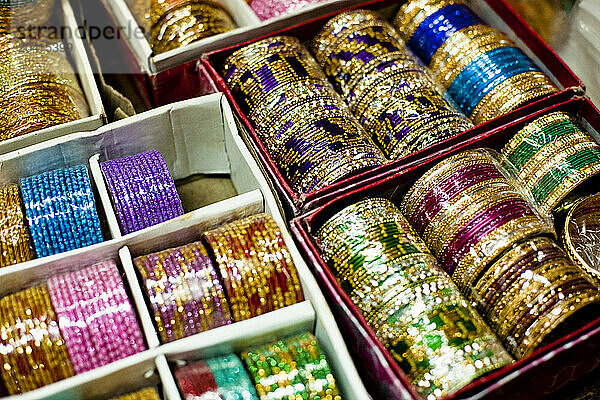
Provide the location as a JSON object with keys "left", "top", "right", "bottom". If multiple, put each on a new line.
{"left": 47, "top": 261, "right": 146, "bottom": 373}
{"left": 20, "top": 165, "right": 103, "bottom": 258}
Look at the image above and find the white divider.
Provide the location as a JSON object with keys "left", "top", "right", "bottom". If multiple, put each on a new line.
{"left": 0, "top": 0, "right": 105, "bottom": 155}
{"left": 0, "top": 94, "right": 369, "bottom": 400}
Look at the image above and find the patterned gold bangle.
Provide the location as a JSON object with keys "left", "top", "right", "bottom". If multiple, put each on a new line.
{"left": 0, "top": 184, "right": 34, "bottom": 267}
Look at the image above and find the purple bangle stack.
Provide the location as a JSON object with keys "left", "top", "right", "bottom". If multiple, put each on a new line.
{"left": 47, "top": 261, "right": 146, "bottom": 373}
{"left": 100, "top": 150, "right": 184, "bottom": 235}
{"left": 134, "top": 241, "right": 233, "bottom": 343}
{"left": 400, "top": 149, "right": 555, "bottom": 292}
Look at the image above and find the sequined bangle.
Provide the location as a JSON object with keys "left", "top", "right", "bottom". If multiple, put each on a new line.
{"left": 134, "top": 241, "right": 232, "bottom": 343}
{"left": 317, "top": 197, "right": 513, "bottom": 399}
{"left": 203, "top": 213, "right": 304, "bottom": 322}
{"left": 311, "top": 10, "right": 472, "bottom": 160}
{"left": 222, "top": 36, "right": 385, "bottom": 195}
{"left": 175, "top": 355, "right": 258, "bottom": 399}
{"left": 109, "top": 387, "right": 161, "bottom": 400}
{"left": 20, "top": 165, "right": 103, "bottom": 258}
{"left": 101, "top": 149, "right": 184, "bottom": 235}
{"left": 501, "top": 112, "right": 600, "bottom": 214}
{"left": 0, "top": 184, "right": 34, "bottom": 266}
{"left": 241, "top": 333, "right": 341, "bottom": 400}
{"left": 394, "top": 0, "right": 558, "bottom": 123}
{"left": 0, "top": 285, "right": 74, "bottom": 394}
{"left": 47, "top": 261, "right": 146, "bottom": 373}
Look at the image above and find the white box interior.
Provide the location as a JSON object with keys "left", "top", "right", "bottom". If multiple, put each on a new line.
{"left": 0, "top": 94, "right": 370, "bottom": 400}
{"left": 0, "top": 0, "right": 105, "bottom": 155}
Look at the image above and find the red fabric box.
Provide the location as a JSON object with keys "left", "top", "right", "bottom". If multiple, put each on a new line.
{"left": 201, "top": 0, "right": 583, "bottom": 217}
{"left": 289, "top": 96, "right": 600, "bottom": 400}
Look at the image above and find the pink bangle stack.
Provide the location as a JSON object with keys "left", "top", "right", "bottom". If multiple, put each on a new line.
{"left": 250, "top": 0, "right": 326, "bottom": 21}
{"left": 47, "top": 261, "right": 146, "bottom": 374}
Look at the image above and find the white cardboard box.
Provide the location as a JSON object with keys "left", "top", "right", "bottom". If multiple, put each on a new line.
{"left": 0, "top": 0, "right": 105, "bottom": 155}
{"left": 0, "top": 94, "right": 370, "bottom": 400}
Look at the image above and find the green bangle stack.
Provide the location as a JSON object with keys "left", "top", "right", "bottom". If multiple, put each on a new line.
{"left": 501, "top": 111, "right": 600, "bottom": 214}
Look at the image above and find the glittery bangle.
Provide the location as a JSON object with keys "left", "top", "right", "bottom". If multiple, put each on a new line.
{"left": 241, "top": 333, "right": 341, "bottom": 400}
{"left": 175, "top": 355, "right": 258, "bottom": 399}
{"left": 101, "top": 150, "right": 184, "bottom": 235}
{"left": 109, "top": 387, "right": 161, "bottom": 400}
{"left": 0, "top": 184, "right": 35, "bottom": 266}
{"left": 134, "top": 241, "right": 232, "bottom": 343}
{"left": 203, "top": 213, "right": 304, "bottom": 322}
{"left": 20, "top": 165, "right": 103, "bottom": 258}
{"left": 47, "top": 261, "right": 146, "bottom": 373}
{"left": 0, "top": 285, "right": 74, "bottom": 394}
{"left": 250, "top": 0, "right": 326, "bottom": 21}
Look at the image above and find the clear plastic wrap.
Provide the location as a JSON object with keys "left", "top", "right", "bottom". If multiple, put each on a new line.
{"left": 564, "top": 191, "right": 600, "bottom": 280}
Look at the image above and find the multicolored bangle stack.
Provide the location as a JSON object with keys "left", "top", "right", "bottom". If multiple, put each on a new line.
{"left": 317, "top": 197, "right": 513, "bottom": 399}
{"left": 250, "top": 0, "right": 325, "bottom": 21}
{"left": 127, "top": 0, "right": 236, "bottom": 55}
{"left": 0, "top": 184, "right": 34, "bottom": 267}
{"left": 20, "top": 165, "right": 104, "bottom": 258}
{"left": 109, "top": 388, "right": 161, "bottom": 400}
{"left": 222, "top": 36, "right": 385, "bottom": 194}
{"left": 400, "top": 149, "right": 554, "bottom": 292}
{"left": 501, "top": 111, "right": 600, "bottom": 214}
{"left": 0, "top": 261, "right": 146, "bottom": 394}
{"left": 100, "top": 149, "right": 184, "bottom": 235}
{"left": 203, "top": 213, "right": 304, "bottom": 321}
{"left": 135, "top": 214, "right": 303, "bottom": 343}
{"left": 0, "top": 0, "right": 55, "bottom": 30}
{"left": 311, "top": 10, "right": 473, "bottom": 160}
{"left": 0, "top": 35, "right": 88, "bottom": 141}
{"left": 241, "top": 333, "right": 341, "bottom": 400}
{"left": 47, "top": 261, "right": 146, "bottom": 374}
{"left": 563, "top": 192, "right": 600, "bottom": 280}
{"left": 0, "top": 285, "right": 74, "bottom": 394}
{"left": 134, "top": 241, "right": 233, "bottom": 343}
{"left": 394, "top": 0, "right": 558, "bottom": 124}
{"left": 175, "top": 355, "right": 258, "bottom": 399}
{"left": 473, "top": 236, "right": 600, "bottom": 358}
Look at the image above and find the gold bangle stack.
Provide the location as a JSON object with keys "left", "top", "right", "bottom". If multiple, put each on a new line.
{"left": 109, "top": 388, "right": 161, "bottom": 400}
{"left": 0, "top": 184, "right": 34, "bottom": 267}
{"left": 0, "top": 0, "right": 55, "bottom": 31}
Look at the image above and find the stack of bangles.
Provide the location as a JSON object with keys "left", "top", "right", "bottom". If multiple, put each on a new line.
{"left": 134, "top": 213, "right": 304, "bottom": 343}
{"left": 401, "top": 149, "right": 600, "bottom": 358}
{"left": 311, "top": 10, "right": 473, "bottom": 159}
{"left": 241, "top": 333, "right": 341, "bottom": 400}
{"left": 250, "top": 0, "right": 326, "bottom": 21}
{"left": 222, "top": 36, "right": 385, "bottom": 194}
{"left": 0, "top": 0, "right": 55, "bottom": 30}
{"left": 501, "top": 111, "right": 600, "bottom": 215}
{"left": 0, "top": 35, "right": 89, "bottom": 141}
{"left": 175, "top": 354, "right": 258, "bottom": 399}
{"left": 394, "top": 0, "right": 558, "bottom": 124}
{"left": 126, "top": 0, "right": 236, "bottom": 54}
{"left": 317, "top": 198, "right": 513, "bottom": 399}
{"left": 400, "top": 149, "right": 554, "bottom": 291}
{"left": 100, "top": 149, "right": 185, "bottom": 235}
{"left": 20, "top": 165, "right": 104, "bottom": 258}
{"left": 0, "top": 261, "right": 146, "bottom": 394}
{"left": 109, "top": 388, "right": 161, "bottom": 400}
{"left": 0, "top": 184, "right": 34, "bottom": 267}
{"left": 563, "top": 192, "right": 600, "bottom": 280}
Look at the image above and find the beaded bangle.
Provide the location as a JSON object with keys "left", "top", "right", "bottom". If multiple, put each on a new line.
{"left": 134, "top": 241, "right": 232, "bottom": 343}
{"left": 109, "top": 388, "right": 161, "bottom": 400}
{"left": 203, "top": 213, "right": 304, "bottom": 322}
{"left": 0, "top": 184, "right": 34, "bottom": 266}
{"left": 241, "top": 333, "right": 341, "bottom": 400}
{"left": 0, "top": 285, "right": 74, "bottom": 394}
{"left": 20, "top": 165, "right": 103, "bottom": 258}
{"left": 101, "top": 149, "right": 184, "bottom": 235}
{"left": 175, "top": 355, "right": 258, "bottom": 399}
{"left": 317, "top": 197, "right": 513, "bottom": 399}
{"left": 47, "top": 261, "right": 146, "bottom": 373}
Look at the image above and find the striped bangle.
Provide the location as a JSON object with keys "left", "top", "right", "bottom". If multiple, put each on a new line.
{"left": 0, "top": 285, "right": 74, "bottom": 394}
{"left": 134, "top": 241, "right": 232, "bottom": 343}
{"left": 100, "top": 150, "right": 184, "bottom": 235}
{"left": 175, "top": 355, "right": 258, "bottom": 399}
{"left": 0, "top": 184, "right": 34, "bottom": 266}
{"left": 20, "top": 165, "right": 103, "bottom": 258}
{"left": 47, "top": 261, "right": 146, "bottom": 374}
